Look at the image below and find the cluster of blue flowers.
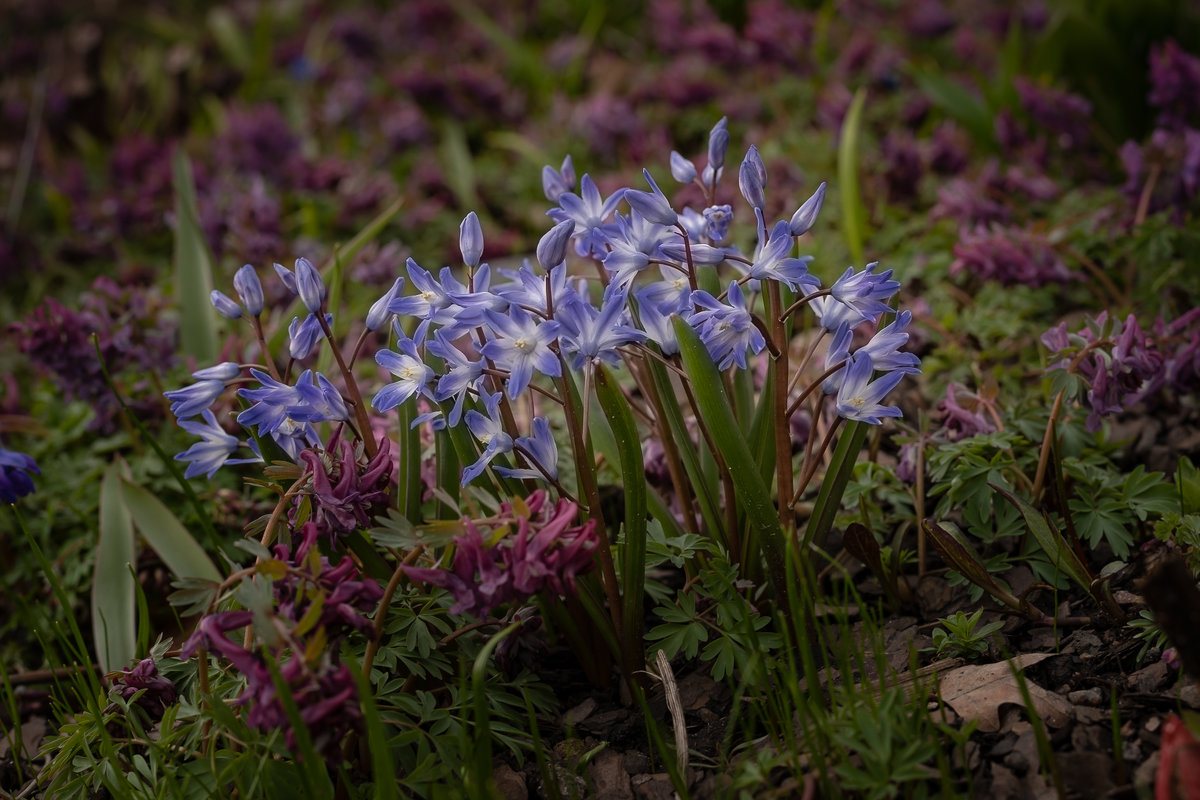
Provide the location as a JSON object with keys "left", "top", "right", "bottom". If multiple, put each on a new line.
{"left": 167, "top": 119, "right": 920, "bottom": 491}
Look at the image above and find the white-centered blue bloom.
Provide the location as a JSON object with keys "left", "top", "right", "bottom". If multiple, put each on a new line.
{"left": 548, "top": 174, "right": 625, "bottom": 259}
{"left": 174, "top": 410, "right": 261, "bottom": 479}
{"left": 835, "top": 354, "right": 906, "bottom": 425}
{"left": 689, "top": 281, "right": 765, "bottom": 371}
{"left": 427, "top": 331, "right": 485, "bottom": 427}
{"left": 373, "top": 336, "right": 435, "bottom": 412}
{"left": 496, "top": 416, "right": 559, "bottom": 481}
{"left": 461, "top": 392, "right": 515, "bottom": 486}
{"left": 164, "top": 363, "right": 239, "bottom": 420}
{"left": 556, "top": 286, "right": 646, "bottom": 369}
{"left": 745, "top": 216, "right": 820, "bottom": 293}
{"left": 480, "top": 305, "right": 561, "bottom": 399}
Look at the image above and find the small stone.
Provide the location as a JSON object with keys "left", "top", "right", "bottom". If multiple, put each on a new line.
{"left": 1067, "top": 688, "right": 1103, "bottom": 706}
{"left": 589, "top": 750, "right": 630, "bottom": 800}
{"left": 1181, "top": 682, "right": 1200, "bottom": 709}
{"left": 1145, "top": 716, "right": 1162, "bottom": 733}
{"left": 564, "top": 697, "right": 597, "bottom": 727}
{"left": 631, "top": 772, "right": 675, "bottom": 800}
{"left": 1126, "top": 661, "right": 1169, "bottom": 693}
{"left": 492, "top": 763, "right": 527, "bottom": 800}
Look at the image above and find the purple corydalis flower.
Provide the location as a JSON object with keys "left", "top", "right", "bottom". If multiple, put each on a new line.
{"left": 950, "top": 224, "right": 1077, "bottom": 287}
{"left": 402, "top": 490, "right": 597, "bottom": 617}
{"left": 0, "top": 446, "right": 39, "bottom": 503}
{"left": 835, "top": 353, "right": 906, "bottom": 425}
{"left": 295, "top": 429, "right": 393, "bottom": 538}
{"left": 106, "top": 658, "right": 177, "bottom": 717}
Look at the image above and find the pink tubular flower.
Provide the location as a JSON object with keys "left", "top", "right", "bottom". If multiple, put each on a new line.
{"left": 403, "top": 490, "right": 598, "bottom": 618}
{"left": 292, "top": 427, "right": 393, "bottom": 539}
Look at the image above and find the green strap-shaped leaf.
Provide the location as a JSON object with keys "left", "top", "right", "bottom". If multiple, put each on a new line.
{"left": 593, "top": 364, "right": 647, "bottom": 663}
{"left": 923, "top": 518, "right": 1023, "bottom": 612}
{"left": 990, "top": 483, "right": 1094, "bottom": 591}
{"left": 803, "top": 419, "right": 869, "bottom": 550}
{"left": 672, "top": 317, "right": 787, "bottom": 597}
{"left": 95, "top": 461, "right": 138, "bottom": 672}
{"left": 119, "top": 479, "right": 222, "bottom": 583}
{"left": 171, "top": 150, "right": 218, "bottom": 364}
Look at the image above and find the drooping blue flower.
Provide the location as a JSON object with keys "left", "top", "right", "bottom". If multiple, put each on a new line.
{"left": 291, "top": 372, "right": 350, "bottom": 423}
{"left": 601, "top": 211, "right": 674, "bottom": 289}
{"left": 536, "top": 219, "right": 575, "bottom": 271}
{"left": 459, "top": 211, "right": 484, "bottom": 269}
{"left": 633, "top": 288, "right": 685, "bottom": 356}
{"left": 210, "top": 290, "right": 243, "bottom": 320}
{"left": 542, "top": 155, "right": 575, "bottom": 202}
{"left": 811, "top": 294, "right": 868, "bottom": 334}
{"left": 496, "top": 416, "right": 559, "bottom": 481}
{"left": 548, "top": 174, "right": 625, "bottom": 259}
{"left": 624, "top": 170, "right": 678, "bottom": 227}
{"left": 0, "top": 446, "right": 39, "bottom": 502}
{"left": 821, "top": 322, "right": 854, "bottom": 395}
{"left": 858, "top": 310, "right": 922, "bottom": 375}
{"left": 789, "top": 182, "right": 827, "bottom": 237}
{"left": 373, "top": 336, "right": 435, "bottom": 412}
{"left": 386, "top": 259, "right": 470, "bottom": 341}
{"left": 164, "top": 362, "right": 240, "bottom": 420}
{"left": 738, "top": 145, "right": 767, "bottom": 210}
{"left": 237, "top": 369, "right": 303, "bottom": 435}
{"left": 427, "top": 331, "right": 485, "bottom": 427}
{"left": 365, "top": 277, "right": 405, "bottom": 332}
{"left": 480, "top": 305, "right": 561, "bottom": 399}
{"left": 288, "top": 313, "right": 330, "bottom": 360}
{"left": 746, "top": 217, "right": 820, "bottom": 293}
{"left": 274, "top": 261, "right": 298, "bottom": 293}
{"left": 556, "top": 285, "right": 646, "bottom": 370}
{"left": 294, "top": 257, "right": 325, "bottom": 314}
{"left": 462, "top": 392, "right": 515, "bottom": 486}
{"left": 689, "top": 281, "right": 766, "bottom": 371}
{"left": 834, "top": 354, "right": 906, "bottom": 425}
{"left": 233, "top": 264, "right": 265, "bottom": 316}
{"left": 669, "top": 151, "right": 697, "bottom": 184}
{"left": 175, "top": 410, "right": 261, "bottom": 479}
{"left": 703, "top": 204, "right": 733, "bottom": 243}
{"left": 493, "top": 260, "right": 566, "bottom": 318}
{"left": 829, "top": 262, "right": 901, "bottom": 323}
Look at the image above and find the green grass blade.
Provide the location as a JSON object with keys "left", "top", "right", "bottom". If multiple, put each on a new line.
{"left": 171, "top": 149, "right": 218, "bottom": 364}
{"left": 119, "top": 478, "right": 222, "bottom": 583}
{"left": 836, "top": 87, "right": 869, "bottom": 265}
{"left": 94, "top": 461, "right": 138, "bottom": 672}
{"left": 594, "top": 364, "right": 648, "bottom": 664}
{"left": 346, "top": 660, "right": 397, "bottom": 800}
{"left": 804, "top": 419, "right": 869, "bottom": 550}
{"left": 672, "top": 317, "right": 787, "bottom": 595}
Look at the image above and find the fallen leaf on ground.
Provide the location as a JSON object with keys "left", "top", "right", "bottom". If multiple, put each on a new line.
{"left": 937, "top": 653, "right": 1073, "bottom": 733}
